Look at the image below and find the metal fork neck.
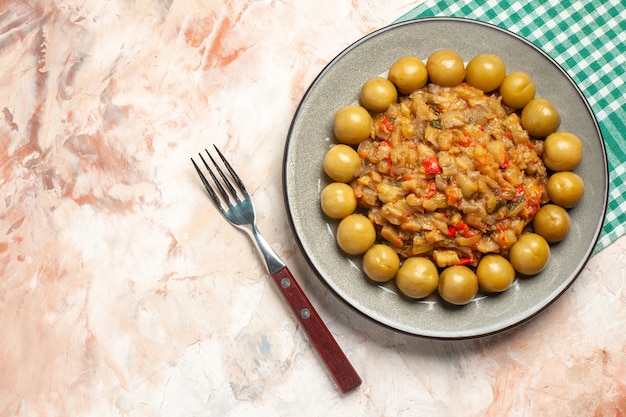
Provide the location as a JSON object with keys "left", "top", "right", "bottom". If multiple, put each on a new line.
{"left": 238, "top": 223, "right": 286, "bottom": 275}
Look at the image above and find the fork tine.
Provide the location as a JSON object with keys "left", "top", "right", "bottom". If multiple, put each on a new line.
{"left": 212, "top": 145, "right": 250, "bottom": 199}
{"left": 198, "top": 151, "right": 233, "bottom": 206}
{"left": 191, "top": 157, "right": 226, "bottom": 213}
{"left": 203, "top": 148, "right": 242, "bottom": 203}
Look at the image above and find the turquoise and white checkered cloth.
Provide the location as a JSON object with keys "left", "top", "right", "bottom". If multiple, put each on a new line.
{"left": 397, "top": 0, "right": 626, "bottom": 253}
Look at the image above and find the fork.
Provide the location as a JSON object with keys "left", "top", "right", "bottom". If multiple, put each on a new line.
{"left": 191, "top": 145, "right": 362, "bottom": 394}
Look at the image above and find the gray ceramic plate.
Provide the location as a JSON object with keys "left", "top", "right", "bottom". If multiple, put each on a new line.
{"left": 283, "top": 17, "right": 607, "bottom": 339}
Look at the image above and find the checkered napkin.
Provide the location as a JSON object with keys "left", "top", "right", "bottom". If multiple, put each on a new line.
{"left": 396, "top": 0, "right": 626, "bottom": 253}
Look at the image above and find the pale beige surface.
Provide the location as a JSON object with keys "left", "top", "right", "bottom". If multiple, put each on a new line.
{"left": 1, "top": 1, "right": 625, "bottom": 416}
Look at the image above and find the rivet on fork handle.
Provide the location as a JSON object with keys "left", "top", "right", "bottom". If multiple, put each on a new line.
{"left": 270, "top": 266, "right": 362, "bottom": 393}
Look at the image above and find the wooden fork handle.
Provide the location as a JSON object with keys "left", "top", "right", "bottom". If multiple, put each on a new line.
{"left": 271, "top": 266, "right": 362, "bottom": 393}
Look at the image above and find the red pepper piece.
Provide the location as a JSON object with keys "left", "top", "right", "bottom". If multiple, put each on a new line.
{"left": 454, "top": 221, "right": 470, "bottom": 237}
{"left": 457, "top": 257, "right": 476, "bottom": 266}
{"left": 460, "top": 130, "right": 472, "bottom": 146}
{"left": 378, "top": 117, "right": 395, "bottom": 132}
{"left": 446, "top": 187, "right": 461, "bottom": 205}
{"left": 501, "top": 154, "right": 510, "bottom": 169}
{"left": 423, "top": 156, "right": 442, "bottom": 174}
